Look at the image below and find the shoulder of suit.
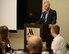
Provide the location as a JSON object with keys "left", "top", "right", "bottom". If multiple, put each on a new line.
{"left": 42, "top": 9, "right": 56, "bottom": 13}
{"left": 50, "top": 9, "right": 56, "bottom": 12}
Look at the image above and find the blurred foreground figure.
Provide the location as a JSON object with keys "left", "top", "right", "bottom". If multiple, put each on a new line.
{"left": 26, "top": 36, "right": 43, "bottom": 54}
{"left": 0, "top": 26, "right": 12, "bottom": 54}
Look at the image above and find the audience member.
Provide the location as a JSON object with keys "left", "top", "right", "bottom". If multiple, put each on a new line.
{"left": 0, "top": 26, "right": 12, "bottom": 54}
{"left": 26, "top": 36, "right": 43, "bottom": 54}
{"left": 51, "top": 25, "right": 66, "bottom": 54}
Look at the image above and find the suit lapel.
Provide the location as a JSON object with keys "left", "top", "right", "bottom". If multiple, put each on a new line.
{"left": 47, "top": 9, "right": 51, "bottom": 20}
{"left": 43, "top": 11, "right": 46, "bottom": 20}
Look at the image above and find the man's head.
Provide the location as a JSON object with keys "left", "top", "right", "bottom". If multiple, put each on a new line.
{"left": 50, "top": 25, "right": 60, "bottom": 37}
{"left": 26, "top": 36, "right": 43, "bottom": 53}
{"left": 44, "top": 1, "right": 50, "bottom": 11}
{"left": 0, "top": 26, "right": 8, "bottom": 36}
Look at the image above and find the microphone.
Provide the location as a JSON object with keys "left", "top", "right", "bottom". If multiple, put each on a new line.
{"left": 40, "top": 13, "right": 43, "bottom": 18}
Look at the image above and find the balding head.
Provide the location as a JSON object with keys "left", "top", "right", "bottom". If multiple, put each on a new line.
{"left": 28, "top": 36, "right": 41, "bottom": 44}
{"left": 44, "top": 1, "right": 50, "bottom": 11}
{"left": 27, "top": 36, "right": 43, "bottom": 53}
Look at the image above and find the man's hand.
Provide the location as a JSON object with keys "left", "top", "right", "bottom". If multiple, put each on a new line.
{"left": 0, "top": 41, "right": 6, "bottom": 49}
{"left": 49, "top": 24, "right": 52, "bottom": 28}
{"left": 0, "top": 41, "right": 6, "bottom": 54}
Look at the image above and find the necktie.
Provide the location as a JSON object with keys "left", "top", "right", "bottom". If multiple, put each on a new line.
{"left": 45, "top": 12, "right": 48, "bottom": 22}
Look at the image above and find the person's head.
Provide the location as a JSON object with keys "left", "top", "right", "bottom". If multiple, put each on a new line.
{"left": 50, "top": 25, "right": 60, "bottom": 37}
{"left": 26, "top": 36, "right": 43, "bottom": 53}
{"left": 0, "top": 26, "right": 8, "bottom": 43}
{"left": 44, "top": 1, "right": 50, "bottom": 11}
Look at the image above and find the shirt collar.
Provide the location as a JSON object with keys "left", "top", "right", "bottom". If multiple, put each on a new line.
{"left": 46, "top": 8, "right": 50, "bottom": 12}
{"left": 53, "top": 34, "right": 60, "bottom": 41}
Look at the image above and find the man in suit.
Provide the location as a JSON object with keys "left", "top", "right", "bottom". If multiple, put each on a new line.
{"left": 39, "top": 1, "right": 57, "bottom": 26}
{"left": 38, "top": 1, "right": 57, "bottom": 52}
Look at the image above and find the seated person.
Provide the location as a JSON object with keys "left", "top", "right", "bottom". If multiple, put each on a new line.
{"left": 50, "top": 25, "right": 66, "bottom": 54}
{"left": 0, "top": 26, "right": 12, "bottom": 54}
{"left": 26, "top": 36, "right": 43, "bottom": 54}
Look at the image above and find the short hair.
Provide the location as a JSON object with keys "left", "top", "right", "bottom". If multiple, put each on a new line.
{"left": 0, "top": 26, "right": 8, "bottom": 37}
{"left": 51, "top": 25, "right": 60, "bottom": 34}
{"left": 44, "top": 1, "right": 50, "bottom": 5}
{"left": 27, "top": 36, "right": 43, "bottom": 53}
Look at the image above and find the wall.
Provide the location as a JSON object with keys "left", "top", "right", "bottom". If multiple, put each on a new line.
{"left": 0, "top": 0, "right": 17, "bottom": 30}
{"left": 8, "top": 30, "right": 24, "bottom": 49}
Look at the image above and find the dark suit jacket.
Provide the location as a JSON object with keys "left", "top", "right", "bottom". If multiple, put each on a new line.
{"left": 38, "top": 9, "right": 57, "bottom": 24}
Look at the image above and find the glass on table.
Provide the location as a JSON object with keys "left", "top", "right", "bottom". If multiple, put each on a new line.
{"left": 42, "top": 42, "right": 46, "bottom": 51}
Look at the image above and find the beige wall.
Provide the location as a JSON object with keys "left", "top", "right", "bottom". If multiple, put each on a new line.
{"left": 8, "top": 0, "right": 69, "bottom": 49}
{"left": 0, "top": 0, "right": 17, "bottom": 30}
{"left": 8, "top": 30, "right": 24, "bottom": 49}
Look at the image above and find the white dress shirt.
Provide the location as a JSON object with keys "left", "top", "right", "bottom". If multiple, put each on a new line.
{"left": 51, "top": 34, "right": 66, "bottom": 54}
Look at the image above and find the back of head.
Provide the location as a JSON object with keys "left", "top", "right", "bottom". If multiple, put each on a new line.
{"left": 27, "top": 36, "right": 43, "bottom": 53}
{"left": 51, "top": 24, "right": 60, "bottom": 35}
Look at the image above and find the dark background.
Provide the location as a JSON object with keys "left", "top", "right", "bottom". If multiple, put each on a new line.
{"left": 17, "top": 0, "right": 42, "bottom": 29}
